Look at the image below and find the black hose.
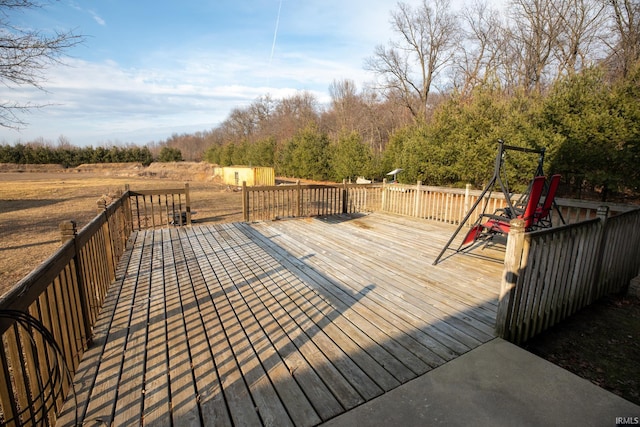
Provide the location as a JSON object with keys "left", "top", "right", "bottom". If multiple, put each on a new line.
{"left": 0, "top": 309, "right": 77, "bottom": 426}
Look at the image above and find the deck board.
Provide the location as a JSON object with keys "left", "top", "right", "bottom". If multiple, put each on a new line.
{"left": 58, "top": 213, "right": 504, "bottom": 426}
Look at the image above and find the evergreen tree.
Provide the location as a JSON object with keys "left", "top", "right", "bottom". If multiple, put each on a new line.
{"left": 279, "top": 125, "right": 330, "bottom": 181}
{"left": 329, "top": 132, "right": 373, "bottom": 182}
{"left": 544, "top": 67, "right": 626, "bottom": 199}
{"left": 246, "top": 138, "right": 276, "bottom": 167}
{"left": 158, "top": 146, "right": 183, "bottom": 162}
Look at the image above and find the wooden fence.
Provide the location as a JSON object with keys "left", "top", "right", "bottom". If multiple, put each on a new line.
{"left": 241, "top": 181, "right": 490, "bottom": 223}
{"left": 378, "top": 181, "right": 636, "bottom": 226}
{"left": 0, "top": 185, "right": 190, "bottom": 426}
{"left": 242, "top": 180, "right": 634, "bottom": 226}
{"left": 381, "top": 182, "right": 505, "bottom": 225}
{"left": 127, "top": 184, "right": 191, "bottom": 229}
{"left": 496, "top": 207, "right": 640, "bottom": 344}
{"left": 242, "top": 182, "right": 384, "bottom": 222}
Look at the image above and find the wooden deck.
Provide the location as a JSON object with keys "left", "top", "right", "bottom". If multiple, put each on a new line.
{"left": 57, "top": 213, "right": 504, "bottom": 426}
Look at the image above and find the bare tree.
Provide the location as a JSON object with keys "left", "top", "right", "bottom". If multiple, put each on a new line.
{"left": 324, "top": 79, "right": 402, "bottom": 153}
{"left": 506, "top": 0, "right": 565, "bottom": 93}
{"left": 554, "top": 0, "right": 607, "bottom": 76}
{"left": 248, "top": 94, "right": 274, "bottom": 130}
{"left": 456, "top": 0, "right": 615, "bottom": 92}
{"left": 248, "top": 94, "right": 277, "bottom": 141}
{"left": 365, "top": 0, "right": 459, "bottom": 121}
{"left": 327, "top": 78, "right": 378, "bottom": 141}
{"left": 225, "top": 107, "right": 258, "bottom": 139}
{"left": 606, "top": 0, "right": 640, "bottom": 77}
{"left": 271, "top": 91, "right": 319, "bottom": 140}
{"left": 216, "top": 95, "right": 276, "bottom": 142}
{"left": 328, "top": 78, "right": 359, "bottom": 130}
{"left": 454, "top": 1, "right": 505, "bottom": 95}
{"left": 0, "top": 0, "right": 82, "bottom": 128}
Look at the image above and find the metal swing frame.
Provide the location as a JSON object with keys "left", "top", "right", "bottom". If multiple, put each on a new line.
{"left": 433, "top": 140, "right": 552, "bottom": 265}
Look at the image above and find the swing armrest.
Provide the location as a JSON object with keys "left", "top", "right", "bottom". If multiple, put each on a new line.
{"left": 480, "top": 213, "right": 512, "bottom": 223}
{"left": 492, "top": 206, "right": 523, "bottom": 219}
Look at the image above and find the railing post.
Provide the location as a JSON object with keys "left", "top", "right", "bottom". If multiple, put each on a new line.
{"left": 590, "top": 206, "right": 610, "bottom": 301}
{"left": 60, "top": 220, "right": 77, "bottom": 244}
{"left": 596, "top": 205, "right": 609, "bottom": 221}
{"left": 464, "top": 183, "right": 471, "bottom": 223}
{"left": 414, "top": 181, "right": 422, "bottom": 218}
{"left": 185, "top": 183, "right": 192, "bottom": 226}
{"left": 59, "top": 220, "right": 93, "bottom": 347}
{"left": 242, "top": 181, "right": 249, "bottom": 222}
{"left": 342, "top": 179, "right": 348, "bottom": 214}
{"left": 296, "top": 180, "right": 302, "bottom": 217}
{"left": 496, "top": 218, "right": 526, "bottom": 340}
{"left": 382, "top": 178, "right": 388, "bottom": 211}
{"left": 123, "top": 184, "right": 133, "bottom": 234}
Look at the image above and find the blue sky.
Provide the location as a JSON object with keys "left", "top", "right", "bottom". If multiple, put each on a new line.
{"left": 0, "top": 1, "right": 399, "bottom": 146}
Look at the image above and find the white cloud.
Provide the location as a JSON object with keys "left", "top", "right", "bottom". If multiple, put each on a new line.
{"left": 89, "top": 11, "right": 106, "bottom": 27}
{"left": 0, "top": 50, "right": 355, "bottom": 145}
{"left": 0, "top": 0, "right": 391, "bottom": 145}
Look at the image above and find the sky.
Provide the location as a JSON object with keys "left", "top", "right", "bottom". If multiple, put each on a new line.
{"left": 0, "top": 0, "right": 400, "bottom": 146}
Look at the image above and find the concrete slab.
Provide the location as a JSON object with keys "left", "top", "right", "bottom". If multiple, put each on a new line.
{"left": 320, "top": 338, "right": 640, "bottom": 427}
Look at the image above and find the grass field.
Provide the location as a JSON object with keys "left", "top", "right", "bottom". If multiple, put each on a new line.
{"left": 0, "top": 164, "right": 243, "bottom": 296}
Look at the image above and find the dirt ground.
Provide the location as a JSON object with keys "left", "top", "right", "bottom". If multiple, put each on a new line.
{"left": 522, "top": 294, "right": 640, "bottom": 406}
{"left": 1, "top": 164, "right": 639, "bottom": 408}
{"left": 0, "top": 163, "right": 243, "bottom": 296}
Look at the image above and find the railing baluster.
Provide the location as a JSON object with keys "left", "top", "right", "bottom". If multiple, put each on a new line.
{"left": 0, "top": 339, "right": 19, "bottom": 425}
{"left": 7, "top": 326, "right": 31, "bottom": 424}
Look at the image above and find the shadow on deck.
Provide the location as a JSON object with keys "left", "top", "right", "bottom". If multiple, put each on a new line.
{"left": 57, "top": 213, "right": 504, "bottom": 426}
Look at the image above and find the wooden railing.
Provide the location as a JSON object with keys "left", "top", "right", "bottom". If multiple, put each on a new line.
{"left": 243, "top": 180, "right": 635, "bottom": 225}
{"left": 127, "top": 184, "right": 191, "bottom": 230}
{"left": 381, "top": 182, "right": 506, "bottom": 225}
{"left": 496, "top": 207, "right": 640, "bottom": 344}
{"left": 0, "top": 185, "right": 190, "bottom": 426}
{"left": 242, "top": 181, "right": 496, "bottom": 223}
{"left": 377, "top": 181, "right": 635, "bottom": 226}
{"left": 242, "top": 181, "right": 383, "bottom": 221}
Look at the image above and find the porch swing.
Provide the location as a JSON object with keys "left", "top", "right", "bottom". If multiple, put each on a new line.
{"left": 432, "top": 140, "right": 564, "bottom": 265}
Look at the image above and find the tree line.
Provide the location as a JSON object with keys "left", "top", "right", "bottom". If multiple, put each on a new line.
{"left": 0, "top": 142, "right": 184, "bottom": 167}
{"left": 200, "top": 64, "right": 639, "bottom": 201}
